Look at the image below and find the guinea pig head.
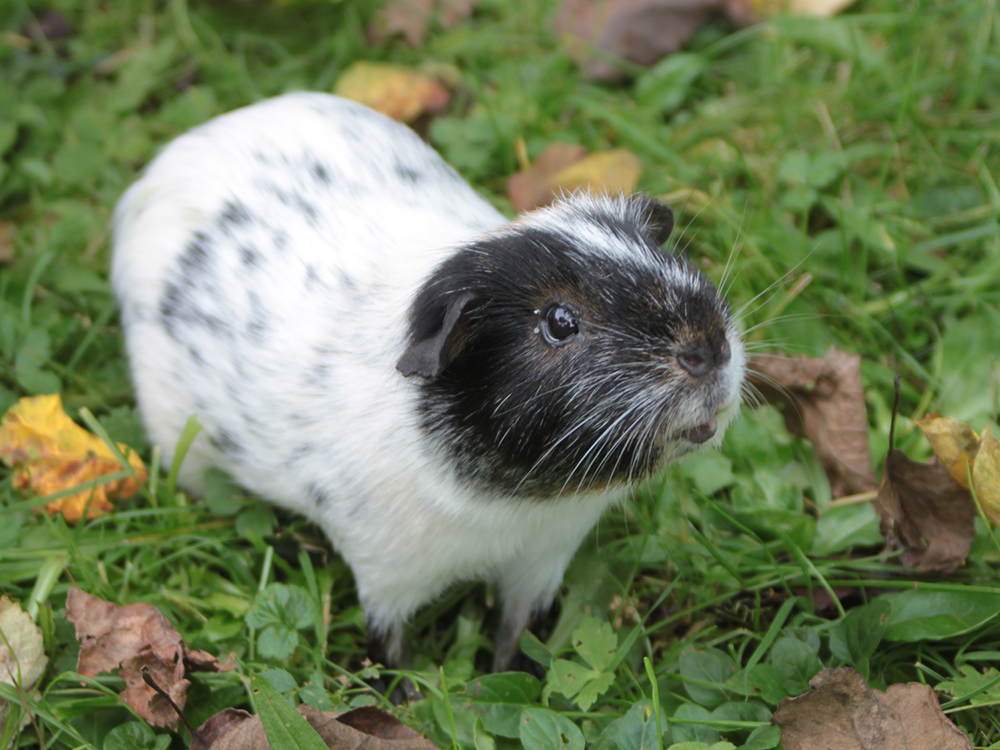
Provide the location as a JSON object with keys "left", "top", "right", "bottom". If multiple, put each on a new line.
{"left": 398, "top": 193, "right": 745, "bottom": 498}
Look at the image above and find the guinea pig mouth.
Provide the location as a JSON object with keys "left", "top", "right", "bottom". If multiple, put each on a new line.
{"left": 681, "top": 417, "right": 718, "bottom": 444}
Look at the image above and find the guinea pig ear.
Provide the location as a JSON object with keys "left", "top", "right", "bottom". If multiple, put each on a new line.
{"left": 397, "top": 291, "right": 477, "bottom": 379}
{"left": 636, "top": 196, "right": 675, "bottom": 245}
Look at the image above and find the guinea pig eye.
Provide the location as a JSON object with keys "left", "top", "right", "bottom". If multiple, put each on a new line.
{"left": 542, "top": 305, "right": 580, "bottom": 344}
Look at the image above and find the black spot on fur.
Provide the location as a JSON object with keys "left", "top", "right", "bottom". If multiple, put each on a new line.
{"left": 179, "top": 232, "right": 212, "bottom": 273}
{"left": 306, "top": 482, "right": 332, "bottom": 508}
{"left": 395, "top": 161, "right": 422, "bottom": 184}
{"left": 210, "top": 428, "right": 244, "bottom": 456}
{"left": 311, "top": 161, "right": 331, "bottom": 184}
{"left": 240, "top": 245, "right": 261, "bottom": 267}
{"left": 218, "top": 200, "right": 252, "bottom": 228}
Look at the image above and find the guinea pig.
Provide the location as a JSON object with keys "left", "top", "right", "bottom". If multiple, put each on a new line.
{"left": 111, "top": 92, "right": 746, "bottom": 679}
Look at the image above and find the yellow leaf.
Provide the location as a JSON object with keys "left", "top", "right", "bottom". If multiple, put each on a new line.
{"left": 746, "top": 0, "right": 856, "bottom": 19}
{"left": 916, "top": 415, "right": 979, "bottom": 488}
{"left": 0, "top": 394, "right": 147, "bottom": 522}
{"left": 972, "top": 427, "right": 1000, "bottom": 527}
{"left": 333, "top": 62, "right": 450, "bottom": 123}
{"left": 549, "top": 149, "right": 643, "bottom": 198}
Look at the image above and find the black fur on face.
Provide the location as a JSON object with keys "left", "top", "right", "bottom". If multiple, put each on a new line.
{"left": 400, "top": 197, "right": 736, "bottom": 498}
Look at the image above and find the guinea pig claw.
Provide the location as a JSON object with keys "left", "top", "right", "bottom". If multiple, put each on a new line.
{"left": 682, "top": 417, "right": 718, "bottom": 444}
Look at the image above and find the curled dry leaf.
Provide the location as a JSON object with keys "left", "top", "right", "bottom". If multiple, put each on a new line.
{"left": 203, "top": 703, "right": 437, "bottom": 750}
{"left": 0, "top": 394, "right": 147, "bottom": 522}
{"left": 875, "top": 380, "right": 976, "bottom": 573}
{"left": 772, "top": 667, "right": 972, "bottom": 750}
{"left": 333, "top": 62, "right": 450, "bottom": 124}
{"left": 0, "top": 596, "right": 49, "bottom": 737}
{"left": 973, "top": 427, "right": 1000, "bottom": 526}
{"left": 556, "top": 0, "right": 719, "bottom": 80}
{"left": 367, "top": 0, "right": 477, "bottom": 46}
{"left": 66, "top": 587, "right": 234, "bottom": 730}
{"left": 915, "top": 415, "right": 1000, "bottom": 526}
{"left": 507, "top": 143, "right": 643, "bottom": 212}
{"left": 747, "top": 347, "right": 878, "bottom": 497}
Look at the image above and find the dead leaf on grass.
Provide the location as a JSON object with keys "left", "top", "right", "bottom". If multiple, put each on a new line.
{"left": 201, "top": 703, "right": 437, "bottom": 750}
{"left": 367, "top": 0, "right": 477, "bottom": 46}
{"left": 772, "top": 667, "right": 972, "bottom": 750}
{"left": 726, "top": 0, "right": 857, "bottom": 27}
{"left": 972, "top": 427, "right": 1000, "bottom": 526}
{"left": 333, "top": 62, "right": 451, "bottom": 124}
{"left": 0, "top": 222, "right": 16, "bottom": 265}
{"left": 0, "top": 394, "right": 147, "bottom": 522}
{"left": 0, "top": 596, "right": 49, "bottom": 736}
{"left": 508, "top": 143, "right": 643, "bottom": 211}
{"left": 747, "top": 347, "right": 878, "bottom": 497}
{"left": 874, "top": 378, "right": 976, "bottom": 573}
{"left": 66, "top": 588, "right": 234, "bottom": 730}
{"left": 556, "top": 0, "right": 719, "bottom": 80}
{"left": 914, "top": 416, "right": 1000, "bottom": 526}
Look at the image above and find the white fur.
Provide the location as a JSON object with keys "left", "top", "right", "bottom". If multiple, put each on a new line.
{"left": 112, "top": 93, "right": 745, "bottom": 661}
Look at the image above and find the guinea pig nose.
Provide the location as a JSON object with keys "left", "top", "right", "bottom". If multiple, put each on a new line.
{"left": 678, "top": 345, "right": 711, "bottom": 377}
{"left": 682, "top": 417, "right": 718, "bottom": 444}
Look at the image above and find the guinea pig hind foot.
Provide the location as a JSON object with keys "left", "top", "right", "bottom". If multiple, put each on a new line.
{"left": 364, "top": 619, "right": 421, "bottom": 704}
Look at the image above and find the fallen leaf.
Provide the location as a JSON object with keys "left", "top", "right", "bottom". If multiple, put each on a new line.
{"left": 772, "top": 667, "right": 972, "bottom": 750}
{"left": 508, "top": 142, "right": 589, "bottom": 212}
{"left": 747, "top": 347, "right": 878, "bottom": 497}
{"left": 367, "top": 0, "right": 477, "bottom": 46}
{"left": 0, "top": 222, "right": 15, "bottom": 265}
{"left": 21, "top": 7, "right": 74, "bottom": 42}
{"left": 205, "top": 703, "right": 437, "bottom": 750}
{"left": 0, "top": 596, "right": 49, "bottom": 736}
{"left": 874, "top": 378, "right": 976, "bottom": 573}
{"left": 915, "top": 415, "right": 980, "bottom": 488}
{"left": 333, "top": 62, "right": 451, "bottom": 124}
{"left": 972, "top": 427, "right": 1000, "bottom": 526}
{"left": 508, "top": 144, "right": 643, "bottom": 212}
{"left": 725, "top": 0, "right": 856, "bottom": 27}
{"left": 191, "top": 708, "right": 253, "bottom": 750}
{"left": 556, "top": 0, "right": 718, "bottom": 80}
{"left": 66, "top": 588, "right": 234, "bottom": 730}
{"left": 0, "top": 394, "right": 147, "bottom": 522}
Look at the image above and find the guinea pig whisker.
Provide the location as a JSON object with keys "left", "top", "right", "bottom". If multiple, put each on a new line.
{"left": 717, "top": 199, "right": 751, "bottom": 299}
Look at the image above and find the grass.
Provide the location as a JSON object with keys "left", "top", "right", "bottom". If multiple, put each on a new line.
{"left": 1, "top": 0, "right": 999, "bottom": 747}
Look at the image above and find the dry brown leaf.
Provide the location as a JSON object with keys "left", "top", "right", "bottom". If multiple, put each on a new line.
{"left": 333, "top": 62, "right": 450, "bottom": 124}
{"left": 367, "top": 0, "right": 477, "bottom": 46}
{"left": 508, "top": 144, "right": 643, "bottom": 212}
{"left": 972, "top": 426, "right": 1000, "bottom": 526}
{"left": 726, "top": 0, "right": 856, "bottom": 26}
{"left": 0, "top": 596, "right": 48, "bottom": 736}
{"left": 205, "top": 703, "right": 437, "bottom": 750}
{"left": 556, "top": 0, "right": 719, "bottom": 80}
{"left": 508, "top": 143, "right": 589, "bottom": 212}
{"left": 747, "top": 347, "right": 878, "bottom": 497}
{"left": 0, "top": 394, "right": 147, "bottom": 522}
{"left": 772, "top": 667, "right": 971, "bottom": 750}
{"left": 874, "top": 380, "right": 976, "bottom": 573}
{"left": 66, "top": 588, "right": 234, "bottom": 730}
{"left": 0, "top": 222, "right": 15, "bottom": 265}
{"left": 191, "top": 708, "right": 252, "bottom": 750}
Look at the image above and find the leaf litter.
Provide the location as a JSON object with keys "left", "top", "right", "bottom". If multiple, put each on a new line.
{"left": 0, "top": 596, "right": 48, "bottom": 737}
{"left": 771, "top": 667, "right": 971, "bottom": 750}
{"left": 0, "top": 394, "right": 147, "bottom": 521}
{"left": 747, "top": 347, "right": 879, "bottom": 497}
{"left": 65, "top": 588, "right": 234, "bottom": 731}
{"left": 874, "top": 378, "right": 977, "bottom": 573}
